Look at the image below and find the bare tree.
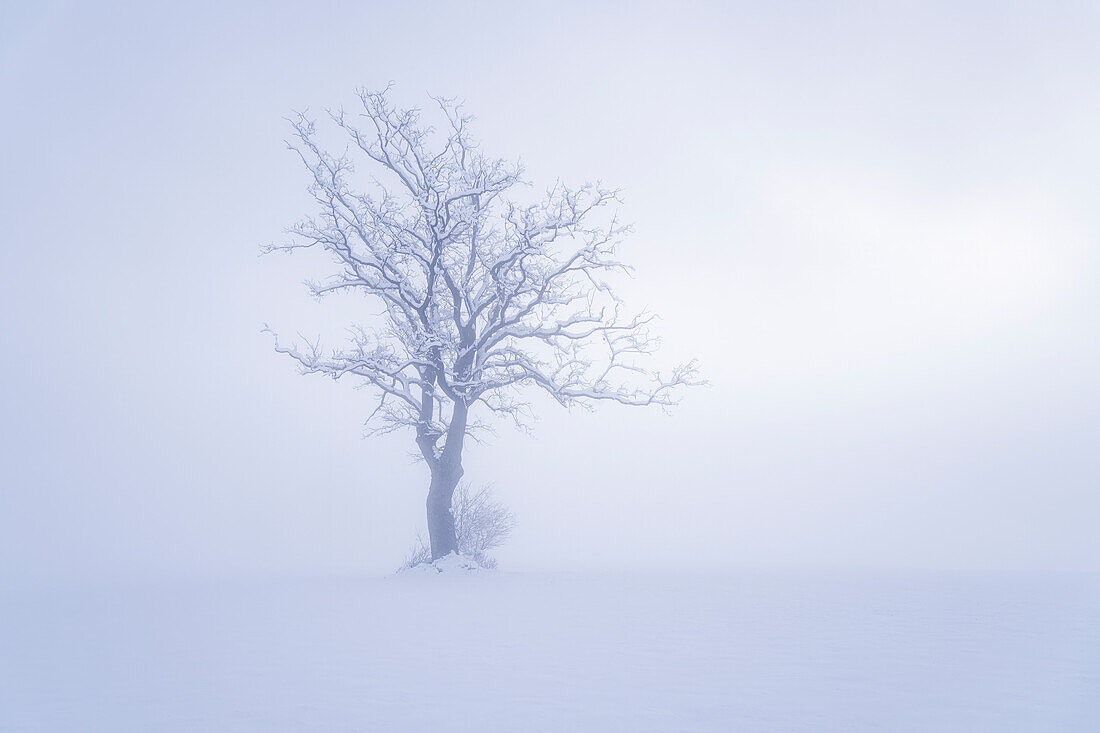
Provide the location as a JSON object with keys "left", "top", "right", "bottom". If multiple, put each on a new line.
{"left": 265, "top": 87, "right": 699, "bottom": 561}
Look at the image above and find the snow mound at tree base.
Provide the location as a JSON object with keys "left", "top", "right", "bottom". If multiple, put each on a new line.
{"left": 398, "top": 552, "right": 490, "bottom": 575}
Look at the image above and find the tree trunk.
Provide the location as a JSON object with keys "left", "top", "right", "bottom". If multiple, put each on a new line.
{"left": 425, "top": 399, "right": 468, "bottom": 561}
{"left": 426, "top": 462, "right": 462, "bottom": 560}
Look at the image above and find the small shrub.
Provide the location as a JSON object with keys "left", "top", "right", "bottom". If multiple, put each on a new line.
{"left": 402, "top": 482, "right": 516, "bottom": 569}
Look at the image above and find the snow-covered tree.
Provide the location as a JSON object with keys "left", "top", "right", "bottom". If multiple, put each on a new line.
{"left": 265, "top": 87, "right": 699, "bottom": 561}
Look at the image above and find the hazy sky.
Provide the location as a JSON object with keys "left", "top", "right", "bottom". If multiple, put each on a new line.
{"left": 2, "top": 0, "right": 1098, "bottom": 582}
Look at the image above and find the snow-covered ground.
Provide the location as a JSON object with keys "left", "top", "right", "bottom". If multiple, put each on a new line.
{"left": 2, "top": 569, "right": 1097, "bottom": 731}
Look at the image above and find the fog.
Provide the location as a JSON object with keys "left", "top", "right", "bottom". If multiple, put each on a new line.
{"left": 2, "top": 0, "right": 1098, "bottom": 584}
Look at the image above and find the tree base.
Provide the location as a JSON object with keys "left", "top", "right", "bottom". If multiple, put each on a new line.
{"left": 398, "top": 552, "right": 489, "bottom": 576}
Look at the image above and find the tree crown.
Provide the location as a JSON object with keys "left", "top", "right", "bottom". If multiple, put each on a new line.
{"left": 266, "top": 87, "right": 700, "bottom": 463}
